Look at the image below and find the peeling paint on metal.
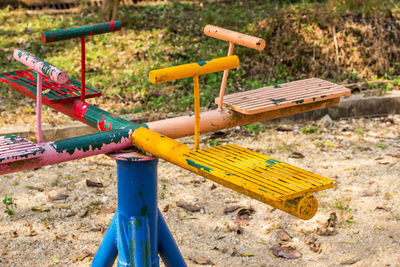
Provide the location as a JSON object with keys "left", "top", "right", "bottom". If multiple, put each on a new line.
{"left": 186, "top": 159, "right": 213, "bottom": 172}
{"left": 50, "top": 128, "right": 131, "bottom": 155}
{"left": 41, "top": 21, "right": 122, "bottom": 43}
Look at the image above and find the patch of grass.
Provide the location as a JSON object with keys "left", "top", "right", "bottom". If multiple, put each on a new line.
{"left": 341, "top": 219, "right": 357, "bottom": 228}
{"left": 300, "top": 125, "right": 319, "bottom": 134}
{"left": 52, "top": 177, "right": 60, "bottom": 187}
{"left": 3, "top": 194, "right": 16, "bottom": 216}
{"left": 1, "top": 1, "right": 399, "bottom": 113}
{"left": 354, "top": 128, "right": 364, "bottom": 135}
{"left": 41, "top": 215, "right": 56, "bottom": 223}
{"left": 86, "top": 200, "right": 102, "bottom": 213}
{"left": 207, "top": 139, "right": 221, "bottom": 147}
{"left": 243, "top": 123, "right": 263, "bottom": 136}
{"left": 159, "top": 183, "right": 167, "bottom": 200}
{"left": 314, "top": 141, "right": 325, "bottom": 148}
{"left": 376, "top": 142, "right": 387, "bottom": 149}
{"left": 330, "top": 199, "right": 352, "bottom": 212}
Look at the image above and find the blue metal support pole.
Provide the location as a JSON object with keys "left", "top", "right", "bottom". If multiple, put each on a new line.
{"left": 115, "top": 158, "right": 159, "bottom": 267}
{"left": 91, "top": 153, "right": 186, "bottom": 267}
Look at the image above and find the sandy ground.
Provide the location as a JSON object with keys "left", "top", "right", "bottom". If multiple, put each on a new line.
{"left": 0, "top": 115, "right": 399, "bottom": 266}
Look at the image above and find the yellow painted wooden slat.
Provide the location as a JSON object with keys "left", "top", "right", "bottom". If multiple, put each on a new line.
{"left": 186, "top": 156, "right": 286, "bottom": 199}
{"left": 195, "top": 148, "right": 308, "bottom": 192}
{"left": 214, "top": 145, "right": 326, "bottom": 187}
{"left": 186, "top": 150, "right": 293, "bottom": 196}
{"left": 184, "top": 144, "right": 333, "bottom": 200}
{"left": 227, "top": 145, "right": 332, "bottom": 184}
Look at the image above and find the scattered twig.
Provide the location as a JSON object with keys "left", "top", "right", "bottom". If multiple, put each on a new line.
{"left": 332, "top": 26, "right": 340, "bottom": 72}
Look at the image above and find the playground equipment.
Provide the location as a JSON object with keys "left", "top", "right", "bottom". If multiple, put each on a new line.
{"left": 0, "top": 21, "right": 350, "bottom": 266}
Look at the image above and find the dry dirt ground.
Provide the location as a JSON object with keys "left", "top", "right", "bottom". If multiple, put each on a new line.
{"left": 0, "top": 115, "right": 399, "bottom": 267}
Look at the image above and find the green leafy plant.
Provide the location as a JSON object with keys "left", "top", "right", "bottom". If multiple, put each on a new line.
{"left": 314, "top": 141, "right": 325, "bottom": 148}
{"left": 354, "top": 128, "right": 364, "bottom": 135}
{"left": 243, "top": 123, "right": 262, "bottom": 136}
{"left": 159, "top": 183, "right": 167, "bottom": 199}
{"left": 3, "top": 194, "right": 16, "bottom": 216}
{"left": 207, "top": 139, "right": 221, "bottom": 147}
{"left": 376, "top": 143, "right": 387, "bottom": 149}
{"left": 300, "top": 125, "right": 319, "bottom": 134}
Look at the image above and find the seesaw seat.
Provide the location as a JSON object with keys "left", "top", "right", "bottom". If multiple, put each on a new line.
{"left": 0, "top": 69, "right": 101, "bottom": 103}
{"left": 215, "top": 78, "right": 350, "bottom": 115}
{"left": 0, "top": 135, "right": 44, "bottom": 164}
{"left": 184, "top": 144, "right": 332, "bottom": 201}
{"left": 131, "top": 127, "right": 333, "bottom": 203}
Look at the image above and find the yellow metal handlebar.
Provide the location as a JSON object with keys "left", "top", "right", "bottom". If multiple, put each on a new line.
{"left": 148, "top": 55, "right": 240, "bottom": 151}
{"left": 149, "top": 56, "right": 239, "bottom": 84}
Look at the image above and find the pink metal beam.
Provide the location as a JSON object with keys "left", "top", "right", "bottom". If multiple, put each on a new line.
{"left": 0, "top": 129, "right": 133, "bottom": 175}
{"left": 36, "top": 72, "right": 43, "bottom": 143}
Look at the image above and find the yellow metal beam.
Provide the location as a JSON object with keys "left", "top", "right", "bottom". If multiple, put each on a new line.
{"left": 149, "top": 56, "right": 239, "bottom": 84}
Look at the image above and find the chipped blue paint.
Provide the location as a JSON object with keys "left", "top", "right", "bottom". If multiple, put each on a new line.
{"left": 265, "top": 158, "right": 281, "bottom": 169}
{"left": 186, "top": 159, "right": 213, "bottom": 172}
{"left": 293, "top": 99, "right": 304, "bottom": 104}
{"left": 196, "top": 60, "right": 211, "bottom": 66}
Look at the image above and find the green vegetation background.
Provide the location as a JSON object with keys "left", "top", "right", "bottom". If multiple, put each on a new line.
{"left": 0, "top": 0, "right": 399, "bottom": 114}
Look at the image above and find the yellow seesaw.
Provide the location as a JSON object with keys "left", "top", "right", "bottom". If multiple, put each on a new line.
{"left": 131, "top": 56, "right": 333, "bottom": 220}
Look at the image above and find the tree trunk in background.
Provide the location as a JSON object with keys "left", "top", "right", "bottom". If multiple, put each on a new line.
{"left": 102, "top": 0, "right": 118, "bottom": 20}
{"left": 112, "top": 0, "right": 118, "bottom": 20}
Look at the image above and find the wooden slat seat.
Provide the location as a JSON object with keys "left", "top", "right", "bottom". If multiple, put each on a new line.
{"left": 0, "top": 69, "right": 101, "bottom": 103}
{"left": 0, "top": 135, "right": 44, "bottom": 164}
{"left": 215, "top": 78, "right": 350, "bottom": 115}
{"left": 184, "top": 144, "right": 333, "bottom": 201}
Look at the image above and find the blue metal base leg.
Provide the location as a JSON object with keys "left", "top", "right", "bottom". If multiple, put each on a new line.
{"left": 158, "top": 211, "right": 187, "bottom": 267}
{"left": 92, "top": 214, "right": 118, "bottom": 267}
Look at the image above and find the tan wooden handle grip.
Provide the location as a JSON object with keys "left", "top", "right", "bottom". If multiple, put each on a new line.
{"left": 204, "top": 25, "right": 266, "bottom": 51}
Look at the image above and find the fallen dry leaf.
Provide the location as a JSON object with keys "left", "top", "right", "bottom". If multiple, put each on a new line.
{"left": 100, "top": 206, "right": 115, "bottom": 214}
{"left": 26, "top": 185, "right": 44, "bottom": 192}
{"left": 271, "top": 246, "right": 301, "bottom": 259}
{"left": 163, "top": 204, "right": 171, "bottom": 212}
{"left": 234, "top": 208, "right": 255, "bottom": 226}
{"left": 340, "top": 257, "right": 361, "bottom": 265}
{"left": 278, "top": 229, "right": 292, "bottom": 242}
{"left": 86, "top": 180, "right": 104, "bottom": 188}
{"left": 276, "top": 126, "right": 293, "bottom": 132}
{"left": 231, "top": 247, "right": 239, "bottom": 257}
{"left": 188, "top": 257, "right": 215, "bottom": 265}
{"left": 290, "top": 152, "right": 305, "bottom": 159}
{"left": 176, "top": 200, "right": 202, "bottom": 212}
{"left": 209, "top": 130, "right": 230, "bottom": 139}
{"left": 223, "top": 205, "right": 241, "bottom": 214}
{"left": 31, "top": 206, "right": 50, "bottom": 212}
{"left": 316, "top": 212, "right": 337, "bottom": 236}
{"left": 226, "top": 221, "right": 243, "bottom": 234}
{"left": 49, "top": 194, "right": 69, "bottom": 202}
{"left": 384, "top": 193, "right": 390, "bottom": 200}
{"left": 307, "top": 236, "right": 321, "bottom": 253}
{"left": 375, "top": 206, "right": 391, "bottom": 212}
